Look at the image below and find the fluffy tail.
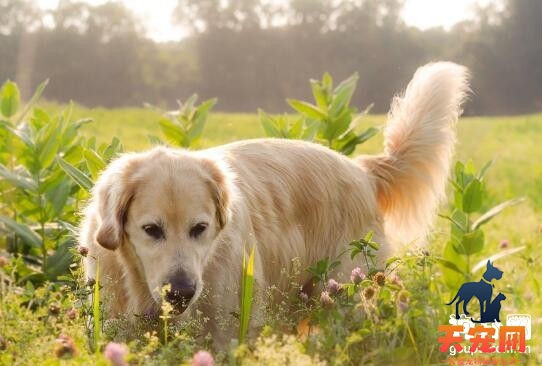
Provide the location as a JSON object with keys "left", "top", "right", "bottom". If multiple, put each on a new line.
{"left": 359, "top": 62, "right": 470, "bottom": 247}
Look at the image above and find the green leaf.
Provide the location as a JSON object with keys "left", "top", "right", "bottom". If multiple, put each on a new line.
{"left": 289, "top": 117, "right": 304, "bottom": 138}
{"left": 455, "top": 229, "right": 484, "bottom": 255}
{"left": 0, "top": 163, "right": 37, "bottom": 191}
{"left": 287, "top": 99, "right": 327, "bottom": 120}
{"left": 330, "top": 73, "right": 358, "bottom": 116}
{"left": 0, "top": 216, "right": 42, "bottom": 248}
{"left": 1, "top": 80, "right": 20, "bottom": 118}
{"left": 15, "top": 79, "right": 49, "bottom": 124}
{"left": 310, "top": 80, "right": 328, "bottom": 111}
{"left": 83, "top": 149, "right": 106, "bottom": 180}
{"left": 259, "top": 110, "right": 281, "bottom": 137}
{"left": 322, "top": 72, "right": 333, "bottom": 91}
{"left": 434, "top": 257, "right": 466, "bottom": 276}
{"left": 438, "top": 212, "right": 467, "bottom": 232}
{"left": 58, "top": 158, "right": 93, "bottom": 191}
{"left": 462, "top": 179, "right": 483, "bottom": 213}
{"left": 148, "top": 135, "right": 165, "bottom": 146}
{"left": 442, "top": 241, "right": 469, "bottom": 288}
{"left": 159, "top": 118, "right": 187, "bottom": 147}
{"left": 38, "top": 122, "right": 62, "bottom": 169}
{"left": 471, "top": 197, "right": 524, "bottom": 231}
{"left": 478, "top": 160, "right": 493, "bottom": 179}
{"left": 326, "top": 108, "right": 352, "bottom": 141}
{"left": 239, "top": 245, "right": 255, "bottom": 344}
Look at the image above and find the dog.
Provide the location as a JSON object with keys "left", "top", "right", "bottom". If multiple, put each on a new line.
{"left": 80, "top": 62, "right": 469, "bottom": 347}
{"left": 446, "top": 260, "right": 504, "bottom": 320}
{"left": 472, "top": 292, "right": 506, "bottom": 323}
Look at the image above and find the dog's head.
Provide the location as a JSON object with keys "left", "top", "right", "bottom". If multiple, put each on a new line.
{"left": 484, "top": 260, "right": 504, "bottom": 281}
{"left": 92, "top": 147, "right": 232, "bottom": 313}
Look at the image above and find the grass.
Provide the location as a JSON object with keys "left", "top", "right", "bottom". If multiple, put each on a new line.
{"left": 2, "top": 104, "right": 542, "bottom": 365}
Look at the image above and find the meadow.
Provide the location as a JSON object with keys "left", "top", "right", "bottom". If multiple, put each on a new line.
{"left": 1, "top": 98, "right": 541, "bottom": 365}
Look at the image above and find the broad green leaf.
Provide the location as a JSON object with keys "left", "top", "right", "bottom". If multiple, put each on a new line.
{"left": 259, "top": 110, "right": 281, "bottom": 137}
{"left": 1, "top": 80, "right": 20, "bottom": 118}
{"left": 438, "top": 212, "right": 467, "bottom": 232}
{"left": 454, "top": 229, "right": 484, "bottom": 255}
{"left": 289, "top": 117, "right": 304, "bottom": 138}
{"left": 102, "top": 137, "right": 122, "bottom": 161}
{"left": 462, "top": 179, "right": 483, "bottom": 213}
{"left": 58, "top": 158, "right": 93, "bottom": 191}
{"left": 442, "top": 240, "right": 469, "bottom": 288}
{"left": 301, "top": 119, "right": 319, "bottom": 141}
{"left": 38, "top": 122, "right": 62, "bottom": 169}
{"left": 330, "top": 73, "right": 358, "bottom": 116}
{"left": 15, "top": 79, "right": 49, "bottom": 124}
{"left": 322, "top": 72, "right": 333, "bottom": 91}
{"left": 0, "top": 216, "right": 41, "bottom": 248}
{"left": 0, "top": 163, "right": 37, "bottom": 191}
{"left": 179, "top": 94, "right": 198, "bottom": 116}
{"left": 310, "top": 80, "right": 328, "bottom": 111}
{"left": 287, "top": 99, "right": 327, "bottom": 120}
{"left": 326, "top": 108, "right": 351, "bottom": 141}
{"left": 471, "top": 197, "right": 524, "bottom": 231}
{"left": 44, "top": 240, "right": 74, "bottom": 280}
{"left": 454, "top": 161, "right": 465, "bottom": 187}
{"left": 84, "top": 149, "right": 106, "bottom": 180}
{"left": 159, "top": 118, "right": 187, "bottom": 147}
{"left": 44, "top": 178, "right": 71, "bottom": 219}
{"left": 148, "top": 135, "right": 165, "bottom": 146}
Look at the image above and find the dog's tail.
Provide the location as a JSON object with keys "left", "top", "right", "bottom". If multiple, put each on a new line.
{"left": 446, "top": 293, "right": 460, "bottom": 306}
{"left": 358, "top": 62, "right": 470, "bottom": 247}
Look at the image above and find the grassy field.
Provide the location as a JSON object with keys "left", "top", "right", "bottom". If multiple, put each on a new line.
{"left": 2, "top": 103, "right": 542, "bottom": 365}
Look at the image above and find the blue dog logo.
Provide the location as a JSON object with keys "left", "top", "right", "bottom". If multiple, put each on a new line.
{"left": 446, "top": 260, "right": 504, "bottom": 322}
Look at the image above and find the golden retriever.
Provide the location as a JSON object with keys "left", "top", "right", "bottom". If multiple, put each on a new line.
{"left": 80, "top": 62, "right": 469, "bottom": 346}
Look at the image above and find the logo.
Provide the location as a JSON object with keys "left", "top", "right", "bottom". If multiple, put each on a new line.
{"left": 438, "top": 260, "right": 531, "bottom": 364}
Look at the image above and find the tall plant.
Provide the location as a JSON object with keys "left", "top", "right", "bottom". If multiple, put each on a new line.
{"left": 260, "top": 72, "right": 378, "bottom": 155}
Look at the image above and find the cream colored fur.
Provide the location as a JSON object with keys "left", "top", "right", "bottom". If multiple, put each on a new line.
{"left": 80, "top": 62, "right": 469, "bottom": 347}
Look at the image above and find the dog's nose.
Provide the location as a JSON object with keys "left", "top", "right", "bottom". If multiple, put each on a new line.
{"left": 164, "top": 273, "right": 196, "bottom": 309}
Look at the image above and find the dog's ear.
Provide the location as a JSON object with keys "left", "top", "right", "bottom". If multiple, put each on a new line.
{"left": 200, "top": 158, "right": 232, "bottom": 230}
{"left": 93, "top": 156, "right": 139, "bottom": 250}
{"left": 487, "top": 259, "right": 491, "bottom": 268}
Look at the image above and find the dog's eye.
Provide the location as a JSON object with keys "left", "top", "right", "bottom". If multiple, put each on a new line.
{"left": 142, "top": 224, "right": 165, "bottom": 240}
{"left": 189, "top": 223, "right": 208, "bottom": 239}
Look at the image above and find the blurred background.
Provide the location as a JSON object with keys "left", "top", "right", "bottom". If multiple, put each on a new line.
{"left": 1, "top": 0, "right": 540, "bottom": 115}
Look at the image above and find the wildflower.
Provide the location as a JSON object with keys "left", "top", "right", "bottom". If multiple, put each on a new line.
{"left": 363, "top": 286, "right": 376, "bottom": 300}
{"left": 499, "top": 239, "right": 509, "bottom": 249}
{"left": 78, "top": 245, "right": 89, "bottom": 257}
{"left": 397, "top": 291, "right": 409, "bottom": 312}
{"left": 54, "top": 334, "right": 77, "bottom": 358}
{"left": 0, "top": 256, "right": 8, "bottom": 267}
{"left": 319, "top": 291, "right": 334, "bottom": 309}
{"left": 350, "top": 267, "right": 366, "bottom": 284}
{"left": 87, "top": 278, "right": 96, "bottom": 287}
{"left": 373, "top": 272, "right": 386, "bottom": 287}
{"left": 104, "top": 342, "right": 128, "bottom": 366}
{"left": 66, "top": 308, "right": 77, "bottom": 320}
{"left": 49, "top": 302, "right": 61, "bottom": 316}
{"left": 298, "top": 291, "right": 309, "bottom": 304}
{"left": 325, "top": 279, "right": 340, "bottom": 295}
{"left": 192, "top": 350, "right": 214, "bottom": 366}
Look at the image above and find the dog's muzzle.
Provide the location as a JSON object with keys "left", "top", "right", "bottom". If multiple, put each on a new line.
{"left": 164, "top": 271, "right": 196, "bottom": 312}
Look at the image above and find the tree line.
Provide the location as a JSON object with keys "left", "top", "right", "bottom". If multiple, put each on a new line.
{"left": 1, "top": 0, "right": 541, "bottom": 115}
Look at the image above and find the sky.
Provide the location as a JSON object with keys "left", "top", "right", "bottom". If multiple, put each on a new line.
{"left": 36, "top": 0, "right": 493, "bottom": 42}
